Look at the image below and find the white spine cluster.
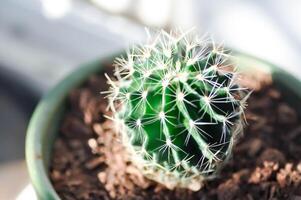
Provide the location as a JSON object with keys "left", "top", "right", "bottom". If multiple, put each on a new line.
{"left": 104, "top": 29, "right": 249, "bottom": 191}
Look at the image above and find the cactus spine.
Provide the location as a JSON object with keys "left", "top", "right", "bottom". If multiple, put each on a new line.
{"left": 105, "top": 29, "right": 248, "bottom": 191}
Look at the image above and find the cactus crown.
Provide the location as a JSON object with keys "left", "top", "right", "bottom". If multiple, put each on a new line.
{"left": 105, "top": 29, "right": 248, "bottom": 191}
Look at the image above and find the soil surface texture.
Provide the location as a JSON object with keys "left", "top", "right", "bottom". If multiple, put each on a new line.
{"left": 50, "top": 66, "right": 301, "bottom": 200}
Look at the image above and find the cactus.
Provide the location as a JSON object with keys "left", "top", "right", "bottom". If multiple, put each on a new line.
{"left": 105, "top": 29, "right": 248, "bottom": 191}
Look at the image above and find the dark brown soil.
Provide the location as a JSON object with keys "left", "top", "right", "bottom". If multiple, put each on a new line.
{"left": 50, "top": 66, "right": 301, "bottom": 200}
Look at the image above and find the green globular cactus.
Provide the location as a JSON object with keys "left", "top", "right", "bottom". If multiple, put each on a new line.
{"left": 105, "top": 29, "right": 249, "bottom": 191}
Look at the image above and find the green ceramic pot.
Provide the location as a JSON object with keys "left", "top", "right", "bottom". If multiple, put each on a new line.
{"left": 26, "top": 52, "right": 301, "bottom": 199}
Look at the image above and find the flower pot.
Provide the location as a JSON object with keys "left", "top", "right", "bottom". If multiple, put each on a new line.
{"left": 26, "top": 52, "right": 301, "bottom": 199}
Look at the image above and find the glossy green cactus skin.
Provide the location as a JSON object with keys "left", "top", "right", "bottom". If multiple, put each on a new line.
{"left": 106, "top": 30, "right": 248, "bottom": 190}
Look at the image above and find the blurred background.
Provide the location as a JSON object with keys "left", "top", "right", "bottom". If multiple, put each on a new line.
{"left": 0, "top": 0, "right": 300, "bottom": 199}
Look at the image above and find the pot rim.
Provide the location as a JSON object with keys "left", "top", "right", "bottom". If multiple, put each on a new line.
{"left": 25, "top": 51, "right": 301, "bottom": 199}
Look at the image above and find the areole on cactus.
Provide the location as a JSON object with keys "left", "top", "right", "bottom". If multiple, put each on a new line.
{"left": 105, "top": 29, "right": 249, "bottom": 191}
